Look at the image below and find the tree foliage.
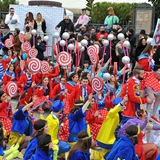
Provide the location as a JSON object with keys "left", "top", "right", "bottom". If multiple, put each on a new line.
{"left": 88, "top": 2, "right": 137, "bottom": 24}
{"left": 0, "top": 0, "right": 19, "bottom": 11}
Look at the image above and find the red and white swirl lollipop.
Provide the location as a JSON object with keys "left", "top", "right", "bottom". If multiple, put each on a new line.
{"left": 6, "top": 82, "right": 18, "bottom": 97}
{"left": 28, "top": 48, "right": 38, "bottom": 58}
{"left": 19, "top": 33, "right": 26, "bottom": 43}
{"left": 9, "top": 35, "right": 15, "bottom": 44}
{"left": 21, "top": 41, "right": 31, "bottom": 52}
{"left": 91, "top": 76, "right": 104, "bottom": 92}
{"left": 87, "top": 45, "right": 99, "bottom": 55}
{"left": 53, "top": 44, "right": 58, "bottom": 55}
{"left": 88, "top": 51, "right": 99, "bottom": 65}
{"left": 28, "top": 58, "right": 41, "bottom": 73}
{"left": 57, "top": 51, "right": 71, "bottom": 67}
{"left": 5, "top": 39, "right": 13, "bottom": 49}
{"left": 41, "top": 61, "right": 50, "bottom": 73}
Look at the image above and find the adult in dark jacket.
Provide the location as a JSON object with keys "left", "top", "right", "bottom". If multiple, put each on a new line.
{"left": 1, "top": 24, "right": 13, "bottom": 55}
{"left": 153, "top": 46, "right": 160, "bottom": 65}
{"left": 55, "top": 15, "right": 74, "bottom": 38}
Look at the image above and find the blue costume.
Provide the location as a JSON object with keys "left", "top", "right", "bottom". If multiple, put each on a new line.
{"left": 68, "top": 108, "right": 87, "bottom": 142}
{"left": 23, "top": 137, "right": 38, "bottom": 160}
{"left": 31, "top": 148, "right": 50, "bottom": 160}
{"left": 106, "top": 136, "right": 139, "bottom": 160}
{"left": 70, "top": 150, "right": 90, "bottom": 160}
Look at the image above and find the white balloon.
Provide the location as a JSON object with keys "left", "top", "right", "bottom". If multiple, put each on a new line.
{"left": 60, "top": 40, "right": 66, "bottom": 46}
{"left": 53, "top": 32, "right": 60, "bottom": 38}
{"left": 43, "top": 36, "right": 49, "bottom": 42}
{"left": 147, "top": 38, "right": 153, "bottom": 44}
{"left": 124, "top": 41, "right": 130, "bottom": 48}
{"left": 103, "top": 73, "right": 111, "bottom": 80}
{"left": 80, "top": 46, "right": 85, "bottom": 52}
{"left": 122, "top": 56, "right": 130, "bottom": 64}
{"left": 117, "top": 33, "right": 125, "bottom": 40}
{"left": 62, "top": 32, "right": 70, "bottom": 40}
{"left": 81, "top": 39, "right": 88, "bottom": 46}
{"left": 108, "top": 34, "right": 114, "bottom": 41}
{"left": 102, "top": 39, "right": 109, "bottom": 46}
{"left": 78, "top": 42, "right": 82, "bottom": 49}
{"left": 68, "top": 44, "right": 75, "bottom": 51}
{"left": 31, "top": 29, "right": 37, "bottom": 35}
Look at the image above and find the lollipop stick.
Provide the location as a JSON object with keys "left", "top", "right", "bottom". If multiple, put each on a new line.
{"left": 66, "top": 40, "right": 68, "bottom": 53}
{"left": 56, "top": 38, "right": 60, "bottom": 53}
{"left": 62, "top": 46, "right": 64, "bottom": 52}
{"left": 78, "top": 51, "right": 82, "bottom": 66}
{"left": 46, "top": 41, "right": 49, "bottom": 57}
{"left": 122, "top": 64, "right": 127, "bottom": 86}
{"left": 33, "top": 35, "right": 35, "bottom": 46}
{"left": 102, "top": 46, "right": 106, "bottom": 65}
{"left": 109, "top": 41, "right": 112, "bottom": 65}
{"left": 126, "top": 48, "right": 129, "bottom": 56}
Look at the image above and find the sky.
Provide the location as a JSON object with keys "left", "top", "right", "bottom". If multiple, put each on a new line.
{"left": 18, "top": 0, "right": 149, "bottom": 8}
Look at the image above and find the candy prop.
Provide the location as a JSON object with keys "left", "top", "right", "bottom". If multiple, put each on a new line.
{"left": 62, "top": 32, "right": 69, "bottom": 52}
{"left": 87, "top": 45, "right": 99, "bottom": 55}
{"left": 28, "top": 48, "right": 38, "bottom": 58}
{"left": 74, "top": 42, "right": 79, "bottom": 54}
{"left": 57, "top": 51, "right": 71, "bottom": 67}
{"left": 53, "top": 32, "right": 60, "bottom": 53}
{"left": 60, "top": 40, "right": 66, "bottom": 51}
{"left": 41, "top": 61, "right": 50, "bottom": 73}
{"left": 117, "top": 33, "right": 124, "bottom": 40}
{"left": 21, "top": 41, "right": 31, "bottom": 52}
{"left": 31, "top": 29, "right": 37, "bottom": 46}
{"left": 44, "top": 36, "right": 49, "bottom": 57}
{"left": 6, "top": 82, "right": 18, "bottom": 97}
{"left": 91, "top": 76, "right": 104, "bottom": 92}
{"left": 113, "top": 62, "right": 117, "bottom": 75}
{"left": 102, "top": 40, "right": 109, "bottom": 65}
{"left": 94, "top": 45, "right": 99, "bottom": 53}
{"left": 103, "top": 73, "right": 111, "bottom": 81}
{"left": 9, "top": 35, "right": 14, "bottom": 44}
{"left": 20, "top": 60, "right": 25, "bottom": 71}
{"left": 5, "top": 39, "right": 13, "bottom": 49}
{"left": 122, "top": 56, "right": 130, "bottom": 85}
{"left": 28, "top": 58, "right": 41, "bottom": 73}
{"left": 124, "top": 41, "right": 130, "bottom": 56}
{"left": 81, "top": 39, "right": 88, "bottom": 47}
{"left": 53, "top": 44, "right": 58, "bottom": 55}
{"left": 80, "top": 46, "right": 85, "bottom": 52}
{"left": 147, "top": 38, "right": 153, "bottom": 44}
{"left": 108, "top": 34, "right": 114, "bottom": 64}
{"left": 88, "top": 51, "right": 99, "bottom": 65}
{"left": 19, "top": 33, "right": 26, "bottom": 43}
{"left": 68, "top": 44, "right": 74, "bottom": 51}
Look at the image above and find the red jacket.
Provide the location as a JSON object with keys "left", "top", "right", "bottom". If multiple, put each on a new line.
{"left": 0, "top": 101, "right": 12, "bottom": 118}
{"left": 17, "top": 73, "right": 36, "bottom": 94}
{"left": 138, "top": 59, "right": 151, "bottom": 72}
{"left": 1, "top": 58, "right": 11, "bottom": 70}
{"left": 34, "top": 87, "right": 48, "bottom": 97}
{"left": 96, "top": 32, "right": 108, "bottom": 41}
{"left": 50, "top": 83, "right": 65, "bottom": 101}
{"left": 69, "top": 85, "right": 92, "bottom": 106}
{"left": 121, "top": 77, "right": 147, "bottom": 117}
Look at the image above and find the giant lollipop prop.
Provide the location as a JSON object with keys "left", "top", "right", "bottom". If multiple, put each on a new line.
{"left": 31, "top": 29, "right": 37, "bottom": 47}
{"left": 44, "top": 36, "right": 49, "bottom": 57}
{"left": 108, "top": 34, "right": 114, "bottom": 64}
{"left": 62, "top": 32, "right": 70, "bottom": 52}
{"left": 124, "top": 40, "right": 130, "bottom": 56}
{"left": 53, "top": 32, "right": 60, "bottom": 53}
{"left": 102, "top": 39, "right": 109, "bottom": 65}
{"left": 122, "top": 56, "right": 130, "bottom": 86}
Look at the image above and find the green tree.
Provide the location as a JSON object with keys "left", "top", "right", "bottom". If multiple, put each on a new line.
{"left": 148, "top": 0, "right": 160, "bottom": 21}
{"left": 0, "top": 0, "right": 19, "bottom": 11}
{"left": 86, "top": 0, "right": 95, "bottom": 15}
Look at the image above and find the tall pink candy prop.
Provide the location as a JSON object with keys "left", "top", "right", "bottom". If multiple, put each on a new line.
{"left": 103, "top": 72, "right": 111, "bottom": 101}
{"left": 102, "top": 39, "right": 109, "bottom": 65}
{"left": 44, "top": 36, "right": 49, "bottom": 57}
{"left": 68, "top": 43, "right": 75, "bottom": 71}
{"left": 31, "top": 29, "right": 37, "bottom": 47}
{"left": 122, "top": 56, "right": 130, "bottom": 86}
{"left": 108, "top": 34, "right": 114, "bottom": 64}
{"left": 62, "top": 32, "right": 70, "bottom": 52}
{"left": 53, "top": 32, "right": 60, "bottom": 53}
{"left": 118, "top": 33, "right": 125, "bottom": 55}
{"left": 124, "top": 40, "right": 130, "bottom": 56}
{"left": 60, "top": 40, "right": 66, "bottom": 52}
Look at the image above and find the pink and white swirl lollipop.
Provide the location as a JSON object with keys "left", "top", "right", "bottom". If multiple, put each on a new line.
{"left": 19, "top": 33, "right": 26, "bottom": 43}
{"left": 6, "top": 82, "right": 18, "bottom": 97}
{"left": 91, "top": 77, "right": 104, "bottom": 92}
{"left": 5, "top": 39, "right": 13, "bottom": 49}
{"left": 28, "top": 48, "right": 38, "bottom": 58}
{"left": 41, "top": 61, "right": 50, "bottom": 73}
{"left": 21, "top": 41, "right": 31, "bottom": 52}
{"left": 57, "top": 51, "right": 71, "bottom": 67}
{"left": 88, "top": 51, "right": 99, "bottom": 65}
{"left": 87, "top": 45, "right": 99, "bottom": 55}
{"left": 9, "top": 35, "right": 15, "bottom": 44}
{"left": 28, "top": 58, "right": 41, "bottom": 73}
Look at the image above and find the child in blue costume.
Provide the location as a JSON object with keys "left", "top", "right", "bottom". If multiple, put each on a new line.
{"left": 31, "top": 134, "right": 53, "bottom": 160}
{"left": 8, "top": 96, "right": 36, "bottom": 147}
{"left": 68, "top": 131, "right": 92, "bottom": 160}
{"left": 68, "top": 94, "right": 92, "bottom": 143}
{"left": 106, "top": 125, "right": 139, "bottom": 160}
{"left": 24, "top": 119, "right": 49, "bottom": 160}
